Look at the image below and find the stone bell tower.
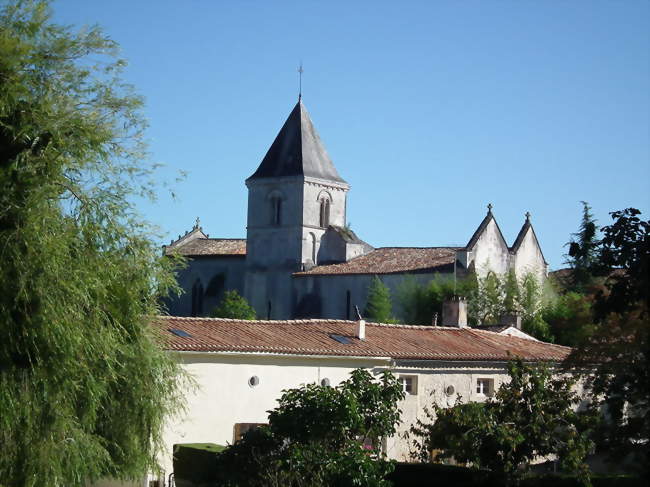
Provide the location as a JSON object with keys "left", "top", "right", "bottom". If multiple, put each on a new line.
{"left": 244, "top": 99, "right": 349, "bottom": 318}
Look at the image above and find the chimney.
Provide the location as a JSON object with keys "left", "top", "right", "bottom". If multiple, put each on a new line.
{"left": 354, "top": 305, "right": 366, "bottom": 340}
{"left": 357, "top": 319, "right": 366, "bottom": 340}
{"left": 500, "top": 312, "right": 522, "bottom": 330}
{"left": 442, "top": 296, "right": 468, "bottom": 328}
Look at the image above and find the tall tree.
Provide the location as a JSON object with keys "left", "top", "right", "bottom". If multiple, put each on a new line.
{"left": 364, "top": 275, "right": 394, "bottom": 323}
{"left": 566, "top": 201, "right": 599, "bottom": 292}
{"left": 211, "top": 290, "right": 256, "bottom": 320}
{"left": 0, "top": 2, "right": 185, "bottom": 485}
{"left": 502, "top": 269, "right": 520, "bottom": 314}
{"left": 569, "top": 208, "right": 649, "bottom": 473}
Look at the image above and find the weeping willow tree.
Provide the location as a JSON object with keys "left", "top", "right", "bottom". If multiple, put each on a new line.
{"left": 0, "top": 1, "right": 186, "bottom": 485}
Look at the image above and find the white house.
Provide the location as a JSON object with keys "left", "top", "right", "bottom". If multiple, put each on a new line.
{"left": 144, "top": 313, "right": 571, "bottom": 483}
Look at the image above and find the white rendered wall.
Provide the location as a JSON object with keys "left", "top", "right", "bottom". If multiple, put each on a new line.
{"left": 160, "top": 353, "right": 390, "bottom": 476}
{"left": 467, "top": 219, "right": 510, "bottom": 277}
{"left": 388, "top": 363, "right": 510, "bottom": 461}
{"left": 512, "top": 228, "right": 547, "bottom": 282}
{"left": 159, "top": 353, "right": 516, "bottom": 475}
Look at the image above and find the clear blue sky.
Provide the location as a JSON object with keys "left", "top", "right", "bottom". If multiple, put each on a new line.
{"left": 53, "top": 0, "right": 649, "bottom": 270}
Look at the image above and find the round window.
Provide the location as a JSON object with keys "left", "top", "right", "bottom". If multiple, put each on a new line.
{"left": 321, "top": 378, "right": 331, "bottom": 387}
{"left": 445, "top": 385, "right": 455, "bottom": 396}
{"left": 248, "top": 376, "right": 260, "bottom": 387}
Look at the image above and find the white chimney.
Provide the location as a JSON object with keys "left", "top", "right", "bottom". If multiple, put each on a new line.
{"left": 357, "top": 319, "right": 366, "bottom": 340}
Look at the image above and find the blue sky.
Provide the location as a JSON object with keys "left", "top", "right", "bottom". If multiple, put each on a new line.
{"left": 52, "top": 0, "right": 649, "bottom": 269}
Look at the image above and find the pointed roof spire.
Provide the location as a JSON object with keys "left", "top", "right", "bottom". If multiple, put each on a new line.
{"left": 247, "top": 101, "right": 347, "bottom": 184}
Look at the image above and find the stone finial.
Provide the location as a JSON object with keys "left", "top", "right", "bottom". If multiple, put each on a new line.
{"left": 525, "top": 211, "right": 531, "bottom": 222}
{"left": 194, "top": 216, "right": 201, "bottom": 229}
{"left": 487, "top": 203, "right": 493, "bottom": 214}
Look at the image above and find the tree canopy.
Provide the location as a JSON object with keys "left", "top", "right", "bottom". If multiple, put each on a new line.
{"left": 568, "top": 208, "right": 649, "bottom": 473}
{"left": 410, "top": 360, "right": 595, "bottom": 485}
{"left": 0, "top": 1, "right": 185, "bottom": 485}
{"left": 214, "top": 369, "right": 404, "bottom": 486}
{"left": 210, "top": 289, "right": 256, "bottom": 320}
{"left": 364, "top": 275, "right": 394, "bottom": 323}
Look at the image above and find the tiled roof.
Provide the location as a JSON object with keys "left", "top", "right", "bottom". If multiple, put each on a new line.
{"left": 165, "top": 238, "right": 246, "bottom": 257}
{"left": 294, "top": 247, "right": 459, "bottom": 276}
{"left": 154, "top": 317, "right": 571, "bottom": 362}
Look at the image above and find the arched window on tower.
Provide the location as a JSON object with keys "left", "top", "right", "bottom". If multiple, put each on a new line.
{"left": 270, "top": 197, "right": 282, "bottom": 225}
{"left": 319, "top": 197, "right": 330, "bottom": 228}
{"left": 191, "top": 278, "right": 204, "bottom": 316}
{"left": 310, "top": 232, "right": 317, "bottom": 264}
{"left": 268, "top": 190, "right": 284, "bottom": 226}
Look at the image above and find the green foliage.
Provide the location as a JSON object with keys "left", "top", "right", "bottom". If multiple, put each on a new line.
{"left": 568, "top": 208, "right": 649, "bottom": 474}
{"left": 0, "top": 1, "right": 186, "bottom": 485}
{"left": 210, "top": 289, "right": 256, "bottom": 320}
{"left": 365, "top": 275, "right": 394, "bottom": 323}
{"left": 172, "top": 443, "right": 225, "bottom": 485}
{"left": 542, "top": 290, "right": 596, "bottom": 347}
{"left": 410, "top": 360, "right": 595, "bottom": 485}
{"left": 396, "top": 274, "right": 477, "bottom": 326}
{"left": 503, "top": 269, "right": 520, "bottom": 314}
{"left": 215, "top": 369, "right": 405, "bottom": 486}
{"left": 566, "top": 201, "right": 599, "bottom": 292}
{"left": 519, "top": 273, "right": 553, "bottom": 341}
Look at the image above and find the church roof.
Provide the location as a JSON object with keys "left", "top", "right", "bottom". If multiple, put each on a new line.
{"left": 247, "top": 100, "right": 347, "bottom": 183}
{"left": 154, "top": 316, "right": 571, "bottom": 362}
{"left": 509, "top": 214, "right": 548, "bottom": 264}
{"left": 165, "top": 238, "right": 246, "bottom": 257}
{"left": 465, "top": 206, "right": 508, "bottom": 250}
{"left": 294, "top": 247, "right": 459, "bottom": 276}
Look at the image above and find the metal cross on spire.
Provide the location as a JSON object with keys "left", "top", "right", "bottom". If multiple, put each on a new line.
{"left": 297, "top": 62, "right": 304, "bottom": 101}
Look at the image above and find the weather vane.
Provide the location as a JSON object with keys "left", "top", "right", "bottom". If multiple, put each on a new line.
{"left": 298, "top": 62, "right": 303, "bottom": 101}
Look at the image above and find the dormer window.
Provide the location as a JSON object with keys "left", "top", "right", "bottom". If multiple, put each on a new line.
{"left": 319, "top": 197, "right": 330, "bottom": 228}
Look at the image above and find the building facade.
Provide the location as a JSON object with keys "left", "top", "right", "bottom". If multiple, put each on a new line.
{"left": 165, "top": 100, "right": 548, "bottom": 321}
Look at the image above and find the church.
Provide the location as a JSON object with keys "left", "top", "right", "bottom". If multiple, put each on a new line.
{"left": 164, "top": 99, "right": 547, "bottom": 321}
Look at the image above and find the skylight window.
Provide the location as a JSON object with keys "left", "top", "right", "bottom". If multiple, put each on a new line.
{"left": 169, "top": 328, "right": 192, "bottom": 338}
{"left": 329, "top": 333, "right": 352, "bottom": 345}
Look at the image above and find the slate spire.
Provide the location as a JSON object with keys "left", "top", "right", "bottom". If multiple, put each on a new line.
{"left": 247, "top": 100, "right": 346, "bottom": 183}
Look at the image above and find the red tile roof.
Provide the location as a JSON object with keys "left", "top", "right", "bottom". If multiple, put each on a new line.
{"left": 294, "top": 247, "right": 459, "bottom": 276}
{"left": 154, "top": 317, "right": 571, "bottom": 362}
{"left": 165, "top": 238, "right": 246, "bottom": 256}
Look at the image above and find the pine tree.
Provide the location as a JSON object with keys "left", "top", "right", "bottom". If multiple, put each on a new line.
{"left": 364, "top": 276, "right": 393, "bottom": 323}
{"left": 211, "top": 290, "right": 257, "bottom": 320}
{"left": 566, "top": 201, "right": 599, "bottom": 291}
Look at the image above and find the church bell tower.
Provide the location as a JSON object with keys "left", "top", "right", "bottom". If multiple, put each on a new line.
{"left": 244, "top": 100, "right": 349, "bottom": 318}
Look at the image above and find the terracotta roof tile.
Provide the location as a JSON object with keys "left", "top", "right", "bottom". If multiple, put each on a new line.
{"left": 165, "top": 238, "right": 246, "bottom": 257}
{"left": 294, "top": 247, "right": 459, "bottom": 276}
{"left": 154, "top": 317, "right": 571, "bottom": 362}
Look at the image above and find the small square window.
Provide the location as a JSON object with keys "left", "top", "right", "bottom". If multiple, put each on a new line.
{"left": 476, "top": 378, "right": 495, "bottom": 396}
{"left": 399, "top": 375, "right": 418, "bottom": 395}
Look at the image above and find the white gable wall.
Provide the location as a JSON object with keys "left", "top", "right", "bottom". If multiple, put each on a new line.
{"left": 512, "top": 227, "right": 547, "bottom": 282}
{"left": 466, "top": 219, "right": 510, "bottom": 277}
